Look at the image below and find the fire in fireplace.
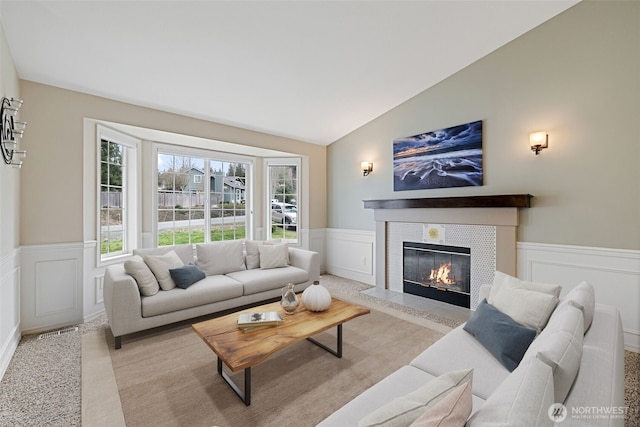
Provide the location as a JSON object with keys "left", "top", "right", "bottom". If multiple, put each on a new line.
{"left": 403, "top": 242, "right": 471, "bottom": 308}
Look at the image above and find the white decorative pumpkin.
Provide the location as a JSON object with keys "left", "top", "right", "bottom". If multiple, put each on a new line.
{"left": 302, "top": 281, "right": 332, "bottom": 312}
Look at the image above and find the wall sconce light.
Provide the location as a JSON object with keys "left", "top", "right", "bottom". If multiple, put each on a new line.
{"left": 361, "top": 161, "right": 373, "bottom": 176}
{"left": 529, "top": 131, "right": 548, "bottom": 155}
{"left": 1, "top": 97, "right": 27, "bottom": 167}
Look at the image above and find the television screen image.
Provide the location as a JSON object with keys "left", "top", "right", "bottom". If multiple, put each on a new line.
{"left": 393, "top": 120, "right": 483, "bottom": 191}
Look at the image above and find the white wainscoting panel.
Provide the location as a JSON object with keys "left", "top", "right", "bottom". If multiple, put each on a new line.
{"left": 308, "top": 228, "right": 326, "bottom": 274}
{"left": 326, "top": 229, "right": 375, "bottom": 285}
{"left": 0, "top": 249, "right": 20, "bottom": 381}
{"left": 21, "top": 243, "right": 84, "bottom": 333}
{"left": 517, "top": 242, "right": 640, "bottom": 352}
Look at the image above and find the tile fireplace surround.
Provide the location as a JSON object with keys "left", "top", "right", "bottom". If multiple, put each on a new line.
{"left": 364, "top": 195, "right": 532, "bottom": 311}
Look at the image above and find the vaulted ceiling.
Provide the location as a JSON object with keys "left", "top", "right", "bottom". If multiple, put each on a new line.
{"left": 0, "top": 0, "right": 579, "bottom": 145}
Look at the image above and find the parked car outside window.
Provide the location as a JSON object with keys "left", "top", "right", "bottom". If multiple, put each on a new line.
{"left": 271, "top": 203, "right": 297, "bottom": 229}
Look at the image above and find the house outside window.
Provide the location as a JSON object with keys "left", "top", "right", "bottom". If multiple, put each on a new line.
{"left": 157, "top": 150, "right": 250, "bottom": 246}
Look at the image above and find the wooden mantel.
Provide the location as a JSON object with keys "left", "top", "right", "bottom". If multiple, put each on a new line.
{"left": 363, "top": 194, "right": 532, "bottom": 210}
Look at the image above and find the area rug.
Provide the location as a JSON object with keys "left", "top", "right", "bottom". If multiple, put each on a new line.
{"left": 107, "top": 308, "right": 445, "bottom": 427}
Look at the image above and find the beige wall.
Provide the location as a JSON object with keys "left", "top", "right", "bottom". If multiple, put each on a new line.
{"left": 327, "top": 1, "right": 640, "bottom": 250}
{"left": 19, "top": 81, "right": 327, "bottom": 245}
{"left": 0, "top": 20, "right": 20, "bottom": 254}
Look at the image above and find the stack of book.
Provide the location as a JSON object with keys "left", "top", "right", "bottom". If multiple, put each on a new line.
{"left": 237, "top": 311, "right": 283, "bottom": 330}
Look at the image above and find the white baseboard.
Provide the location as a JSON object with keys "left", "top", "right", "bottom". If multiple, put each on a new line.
{"left": 0, "top": 324, "right": 20, "bottom": 382}
{"left": 517, "top": 242, "right": 640, "bottom": 352}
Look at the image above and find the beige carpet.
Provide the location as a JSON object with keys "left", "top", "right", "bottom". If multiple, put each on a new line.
{"left": 104, "top": 308, "right": 444, "bottom": 427}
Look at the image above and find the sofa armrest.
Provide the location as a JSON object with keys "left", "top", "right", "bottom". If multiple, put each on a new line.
{"left": 103, "top": 263, "right": 143, "bottom": 340}
{"left": 288, "top": 247, "right": 320, "bottom": 283}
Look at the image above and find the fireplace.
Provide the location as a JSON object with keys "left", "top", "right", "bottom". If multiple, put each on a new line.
{"left": 403, "top": 242, "right": 471, "bottom": 308}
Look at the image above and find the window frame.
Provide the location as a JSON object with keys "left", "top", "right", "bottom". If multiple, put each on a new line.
{"left": 152, "top": 143, "right": 255, "bottom": 247}
{"left": 265, "top": 157, "right": 301, "bottom": 244}
{"left": 96, "top": 125, "right": 141, "bottom": 264}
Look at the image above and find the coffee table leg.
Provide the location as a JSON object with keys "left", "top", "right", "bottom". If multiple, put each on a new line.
{"left": 217, "top": 357, "right": 251, "bottom": 406}
{"left": 307, "top": 324, "right": 343, "bottom": 358}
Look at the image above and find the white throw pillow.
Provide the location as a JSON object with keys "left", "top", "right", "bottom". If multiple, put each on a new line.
{"left": 124, "top": 255, "right": 160, "bottom": 296}
{"left": 491, "top": 278, "right": 559, "bottom": 332}
{"left": 143, "top": 250, "right": 184, "bottom": 291}
{"left": 358, "top": 369, "right": 473, "bottom": 427}
{"left": 245, "top": 240, "right": 286, "bottom": 269}
{"left": 196, "top": 240, "right": 246, "bottom": 275}
{"left": 259, "top": 243, "right": 289, "bottom": 269}
{"left": 489, "top": 271, "right": 562, "bottom": 304}
{"left": 466, "top": 356, "right": 554, "bottom": 426}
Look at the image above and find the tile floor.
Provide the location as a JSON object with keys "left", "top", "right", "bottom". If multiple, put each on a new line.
{"left": 361, "top": 287, "right": 472, "bottom": 324}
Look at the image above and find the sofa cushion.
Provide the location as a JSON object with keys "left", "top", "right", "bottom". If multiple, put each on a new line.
{"left": 559, "top": 281, "right": 596, "bottom": 332}
{"left": 169, "top": 264, "right": 206, "bottom": 289}
{"left": 258, "top": 243, "right": 289, "bottom": 269}
{"left": 227, "top": 266, "right": 309, "bottom": 295}
{"left": 124, "top": 255, "right": 160, "bottom": 296}
{"left": 463, "top": 299, "right": 537, "bottom": 372}
{"left": 143, "top": 250, "right": 184, "bottom": 291}
{"left": 408, "top": 380, "right": 472, "bottom": 427}
{"left": 141, "top": 274, "right": 244, "bottom": 317}
{"left": 410, "top": 326, "right": 510, "bottom": 400}
{"left": 490, "top": 276, "right": 559, "bottom": 332}
{"left": 245, "top": 240, "right": 286, "bottom": 269}
{"left": 521, "top": 304, "right": 584, "bottom": 402}
{"left": 358, "top": 369, "right": 473, "bottom": 427}
{"left": 196, "top": 240, "right": 246, "bottom": 275}
{"left": 466, "top": 356, "right": 555, "bottom": 426}
{"left": 542, "top": 299, "right": 585, "bottom": 337}
{"left": 133, "top": 244, "right": 194, "bottom": 265}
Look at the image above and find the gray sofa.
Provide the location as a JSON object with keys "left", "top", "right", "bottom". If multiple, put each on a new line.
{"left": 319, "top": 279, "right": 625, "bottom": 426}
{"left": 103, "top": 240, "right": 320, "bottom": 349}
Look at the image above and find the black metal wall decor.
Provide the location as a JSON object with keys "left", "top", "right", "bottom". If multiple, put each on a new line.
{"left": 1, "top": 96, "right": 27, "bottom": 167}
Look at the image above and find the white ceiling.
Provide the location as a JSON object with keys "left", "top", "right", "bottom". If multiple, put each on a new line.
{"left": 0, "top": 0, "right": 579, "bottom": 146}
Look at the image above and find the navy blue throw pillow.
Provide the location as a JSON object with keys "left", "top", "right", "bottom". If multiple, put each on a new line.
{"left": 463, "top": 298, "right": 536, "bottom": 372}
{"left": 169, "top": 264, "right": 206, "bottom": 289}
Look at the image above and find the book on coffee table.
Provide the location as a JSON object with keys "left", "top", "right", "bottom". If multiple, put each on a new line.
{"left": 237, "top": 311, "right": 283, "bottom": 329}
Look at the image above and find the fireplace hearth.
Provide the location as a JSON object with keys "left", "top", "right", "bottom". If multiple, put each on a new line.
{"left": 403, "top": 242, "right": 471, "bottom": 308}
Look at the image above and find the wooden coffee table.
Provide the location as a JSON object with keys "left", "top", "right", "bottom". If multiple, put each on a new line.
{"left": 192, "top": 297, "right": 370, "bottom": 405}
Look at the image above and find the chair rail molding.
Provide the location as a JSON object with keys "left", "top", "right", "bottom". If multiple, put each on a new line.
{"left": 517, "top": 241, "right": 640, "bottom": 352}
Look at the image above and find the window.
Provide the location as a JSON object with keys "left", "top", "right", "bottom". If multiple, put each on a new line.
{"left": 157, "top": 150, "right": 250, "bottom": 246}
{"left": 267, "top": 159, "right": 300, "bottom": 242}
{"left": 98, "top": 126, "right": 139, "bottom": 261}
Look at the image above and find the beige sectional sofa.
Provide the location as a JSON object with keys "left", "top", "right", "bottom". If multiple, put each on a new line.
{"left": 319, "top": 275, "right": 625, "bottom": 427}
{"left": 103, "top": 240, "right": 320, "bottom": 349}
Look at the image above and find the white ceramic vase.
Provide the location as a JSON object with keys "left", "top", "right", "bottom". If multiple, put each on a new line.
{"left": 302, "top": 280, "right": 331, "bottom": 312}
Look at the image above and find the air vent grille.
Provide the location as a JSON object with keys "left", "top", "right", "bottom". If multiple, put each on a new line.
{"left": 38, "top": 327, "right": 79, "bottom": 340}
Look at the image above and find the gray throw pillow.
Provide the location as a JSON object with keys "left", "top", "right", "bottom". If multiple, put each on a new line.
{"left": 169, "top": 264, "right": 206, "bottom": 289}
{"left": 463, "top": 299, "right": 537, "bottom": 372}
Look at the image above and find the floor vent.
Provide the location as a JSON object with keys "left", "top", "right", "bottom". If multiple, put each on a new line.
{"left": 38, "top": 326, "right": 79, "bottom": 340}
